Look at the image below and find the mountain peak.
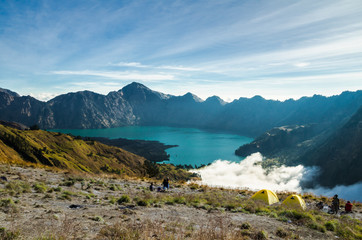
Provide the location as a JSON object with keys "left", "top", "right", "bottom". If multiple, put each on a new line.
{"left": 0, "top": 87, "right": 20, "bottom": 97}
{"left": 205, "top": 96, "right": 226, "bottom": 105}
{"left": 120, "top": 82, "right": 150, "bottom": 93}
{"left": 182, "top": 92, "right": 203, "bottom": 102}
{"left": 121, "top": 82, "right": 169, "bottom": 101}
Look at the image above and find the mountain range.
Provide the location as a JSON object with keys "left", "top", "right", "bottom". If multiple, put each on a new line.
{"left": 1, "top": 82, "right": 362, "bottom": 138}
{"left": 1, "top": 82, "right": 362, "bottom": 188}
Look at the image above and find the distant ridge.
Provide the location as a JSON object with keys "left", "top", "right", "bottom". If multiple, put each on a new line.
{"left": 0, "top": 82, "right": 361, "bottom": 137}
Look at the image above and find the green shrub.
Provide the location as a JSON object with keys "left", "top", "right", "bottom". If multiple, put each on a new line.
{"left": 173, "top": 196, "right": 186, "bottom": 205}
{"left": 33, "top": 183, "right": 48, "bottom": 193}
{"left": 279, "top": 209, "right": 315, "bottom": 224}
{"left": 117, "top": 195, "right": 130, "bottom": 204}
{"left": 276, "top": 227, "right": 288, "bottom": 238}
{"left": 58, "top": 190, "right": 76, "bottom": 200}
{"left": 254, "top": 230, "right": 268, "bottom": 240}
{"left": 308, "top": 222, "right": 326, "bottom": 233}
{"left": 240, "top": 222, "right": 251, "bottom": 230}
{"left": 0, "top": 227, "right": 20, "bottom": 240}
{"left": 137, "top": 199, "right": 149, "bottom": 207}
{"left": 92, "top": 216, "right": 104, "bottom": 222}
{"left": 325, "top": 221, "right": 336, "bottom": 232}
{"left": 0, "top": 198, "right": 17, "bottom": 213}
{"left": 62, "top": 179, "right": 75, "bottom": 187}
{"left": 5, "top": 181, "right": 31, "bottom": 195}
{"left": 108, "top": 196, "right": 117, "bottom": 204}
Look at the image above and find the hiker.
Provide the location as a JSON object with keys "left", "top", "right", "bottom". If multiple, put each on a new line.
{"left": 332, "top": 194, "right": 340, "bottom": 214}
{"left": 345, "top": 201, "right": 353, "bottom": 213}
{"left": 162, "top": 178, "right": 169, "bottom": 191}
{"left": 149, "top": 182, "right": 154, "bottom": 191}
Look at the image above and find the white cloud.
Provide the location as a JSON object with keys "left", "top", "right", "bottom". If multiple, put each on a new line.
{"left": 29, "top": 92, "right": 58, "bottom": 101}
{"left": 116, "top": 62, "right": 146, "bottom": 67}
{"left": 293, "top": 62, "right": 310, "bottom": 68}
{"left": 191, "top": 153, "right": 319, "bottom": 192}
{"left": 114, "top": 62, "right": 200, "bottom": 72}
{"left": 306, "top": 182, "right": 362, "bottom": 202}
{"left": 190, "top": 153, "right": 361, "bottom": 201}
{"left": 51, "top": 70, "right": 174, "bottom": 81}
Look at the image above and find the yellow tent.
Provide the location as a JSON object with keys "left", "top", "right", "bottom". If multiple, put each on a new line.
{"left": 250, "top": 189, "right": 279, "bottom": 205}
{"left": 282, "top": 194, "right": 306, "bottom": 210}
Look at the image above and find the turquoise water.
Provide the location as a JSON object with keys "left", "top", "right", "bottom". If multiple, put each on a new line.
{"left": 51, "top": 126, "right": 252, "bottom": 166}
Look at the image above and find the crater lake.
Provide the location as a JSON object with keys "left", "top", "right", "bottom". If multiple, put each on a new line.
{"left": 51, "top": 126, "right": 253, "bottom": 166}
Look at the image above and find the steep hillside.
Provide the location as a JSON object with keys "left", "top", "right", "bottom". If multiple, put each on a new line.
{"left": 235, "top": 124, "right": 327, "bottom": 163}
{"left": 235, "top": 106, "right": 362, "bottom": 188}
{"left": 1, "top": 82, "right": 361, "bottom": 137}
{"left": 299, "top": 106, "right": 362, "bottom": 187}
{"left": 0, "top": 124, "right": 147, "bottom": 176}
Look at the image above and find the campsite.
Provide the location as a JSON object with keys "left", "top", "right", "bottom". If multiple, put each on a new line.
{"left": 1, "top": 164, "right": 361, "bottom": 239}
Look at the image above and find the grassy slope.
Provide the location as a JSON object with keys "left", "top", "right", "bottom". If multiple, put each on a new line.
{"left": 0, "top": 125, "right": 147, "bottom": 177}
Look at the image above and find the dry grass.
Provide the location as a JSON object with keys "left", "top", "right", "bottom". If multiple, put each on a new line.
{"left": 97, "top": 216, "right": 261, "bottom": 240}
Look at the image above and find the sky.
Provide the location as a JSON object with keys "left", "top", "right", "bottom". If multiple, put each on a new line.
{"left": 0, "top": 0, "right": 362, "bottom": 102}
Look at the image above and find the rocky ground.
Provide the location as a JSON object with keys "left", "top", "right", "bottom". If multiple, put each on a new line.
{"left": 0, "top": 164, "right": 361, "bottom": 240}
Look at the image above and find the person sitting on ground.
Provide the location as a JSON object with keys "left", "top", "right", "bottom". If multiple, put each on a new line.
{"left": 345, "top": 201, "right": 353, "bottom": 213}
{"left": 316, "top": 201, "right": 324, "bottom": 210}
{"left": 332, "top": 194, "right": 340, "bottom": 214}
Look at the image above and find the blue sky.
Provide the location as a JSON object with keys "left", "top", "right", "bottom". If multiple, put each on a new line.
{"left": 0, "top": 0, "right": 361, "bottom": 101}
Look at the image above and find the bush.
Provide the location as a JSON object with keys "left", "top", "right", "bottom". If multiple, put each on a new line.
{"left": 240, "top": 222, "right": 251, "bottom": 230}
{"left": 5, "top": 181, "right": 31, "bottom": 195}
{"left": 92, "top": 216, "right": 104, "bottom": 222}
{"left": 254, "top": 230, "right": 268, "bottom": 240}
{"left": 0, "top": 227, "right": 20, "bottom": 240}
{"left": 173, "top": 196, "right": 186, "bottom": 205}
{"left": 117, "top": 195, "right": 130, "bottom": 204}
{"left": 137, "top": 199, "right": 149, "bottom": 207}
{"left": 33, "top": 182, "right": 48, "bottom": 193}
{"left": 108, "top": 196, "right": 117, "bottom": 204}
{"left": 308, "top": 222, "right": 326, "bottom": 233}
{"left": 276, "top": 227, "right": 288, "bottom": 238}
{"left": 325, "top": 221, "right": 336, "bottom": 232}
{"left": 0, "top": 198, "right": 18, "bottom": 213}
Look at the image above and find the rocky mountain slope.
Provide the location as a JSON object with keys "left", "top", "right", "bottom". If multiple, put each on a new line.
{"left": 298, "top": 106, "right": 362, "bottom": 188}
{"left": 1, "top": 82, "right": 362, "bottom": 137}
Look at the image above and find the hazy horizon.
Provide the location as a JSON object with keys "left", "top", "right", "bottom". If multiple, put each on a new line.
{"left": 1, "top": 0, "right": 361, "bottom": 101}
{"left": 2, "top": 81, "right": 360, "bottom": 103}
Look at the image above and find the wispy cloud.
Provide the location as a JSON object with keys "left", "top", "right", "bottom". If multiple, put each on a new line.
{"left": 1, "top": 0, "right": 361, "bottom": 100}
{"left": 52, "top": 70, "right": 174, "bottom": 81}
{"left": 114, "top": 62, "right": 200, "bottom": 71}
{"left": 293, "top": 62, "right": 310, "bottom": 68}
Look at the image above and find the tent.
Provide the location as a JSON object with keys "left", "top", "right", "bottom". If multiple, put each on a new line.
{"left": 282, "top": 194, "right": 306, "bottom": 210}
{"left": 250, "top": 189, "right": 279, "bottom": 205}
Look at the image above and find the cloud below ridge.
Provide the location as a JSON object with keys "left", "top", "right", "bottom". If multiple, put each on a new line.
{"left": 191, "top": 153, "right": 316, "bottom": 192}
{"left": 191, "top": 153, "right": 362, "bottom": 201}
